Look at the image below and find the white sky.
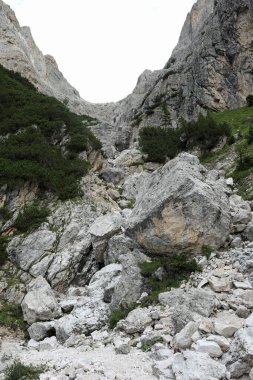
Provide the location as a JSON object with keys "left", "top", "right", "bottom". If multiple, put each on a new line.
{"left": 4, "top": 0, "right": 196, "bottom": 103}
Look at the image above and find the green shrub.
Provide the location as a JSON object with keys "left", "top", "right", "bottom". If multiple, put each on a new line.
{"left": 139, "top": 126, "right": 180, "bottom": 163}
{"left": 0, "top": 207, "right": 11, "bottom": 221}
{"left": 246, "top": 95, "right": 253, "bottom": 107}
{"left": 14, "top": 205, "right": 50, "bottom": 233}
{"left": 139, "top": 115, "right": 231, "bottom": 163}
{"left": 139, "top": 253, "right": 201, "bottom": 306}
{"left": 247, "top": 126, "right": 253, "bottom": 144}
{"left": 4, "top": 361, "right": 41, "bottom": 380}
{"left": 0, "top": 64, "right": 101, "bottom": 200}
{"left": 0, "top": 303, "right": 26, "bottom": 330}
{"left": 0, "top": 236, "right": 8, "bottom": 267}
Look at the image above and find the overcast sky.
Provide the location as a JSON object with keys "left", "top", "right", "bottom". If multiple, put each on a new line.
{"left": 4, "top": 0, "right": 196, "bottom": 103}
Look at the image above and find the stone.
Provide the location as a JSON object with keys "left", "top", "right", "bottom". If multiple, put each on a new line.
{"left": 209, "top": 275, "right": 231, "bottom": 292}
{"left": 152, "top": 358, "right": 175, "bottom": 379}
{"left": 231, "top": 236, "right": 242, "bottom": 248}
{"left": 39, "top": 336, "right": 58, "bottom": 351}
{"left": 198, "top": 319, "right": 214, "bottom": 333}
{"left": 250, "top": 368, "right": 253, "bottom": 380}
{"left": 122, "top": 172, "right": 150, "bottom": 200}
{"left": 236, "top": 305, "right": 250, "bottom": 319}
{"left": 118, "top": 308, "right": 152, "bottom": 334}
{"left": 113, "top": 149, "right": 144, "bottom": 167}
{"left": 159, "top": 288, "right": 215, "bottom": 332}
{"left": 194, "top": 339, "right": 223, "bottom": 358}
{"left": 100, "top": 167, "right": 125, "bottom": 185}
{"left": 113, "top": 338, "right": 130, "bottom": 355}
{"left": 172, "top": 351, "right": 227, "bottom": 380}
{"left": 245, "top": 313, "right": 253, "bottom": 327}
{"left": 233, "top": 280, "right": 253, "bottom": 290}
{"left": 21, "top": 276, "right": 62, "bottom": 325}
{"left": 89, "top": 212, "right": 124, "bottom": 262}
{"left": 7, "top": 229, "right": 57, "bottom": 272}
{"left": 233, "top": 289, "right": 253, "bottom": 308}
{"left": 28, "top": 321, "right": 56, "bottom": 341}
{"left": 174, "top": 321, "right": 198, "bottom": 349}
{"left": 126, "top": 153, "right": 230, "bottom": 254}
{"left": 213, "top": 311, "right": 244, "bottom": 337}
{"left": 206, "top": 335, "right": 230, "bottom": 352}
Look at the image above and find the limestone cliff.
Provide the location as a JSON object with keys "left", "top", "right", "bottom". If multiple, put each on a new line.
{"left": 110, "top": 0, "right": 253, "bottom": 148}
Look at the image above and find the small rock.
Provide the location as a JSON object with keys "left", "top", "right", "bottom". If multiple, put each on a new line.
{"left": 233, "top": 280, "right": 253, "bottom": 290}
{"left": 194, "top": 339, "right": 223, "bottom": 358}
{"left": 236, "top": 305, "right": 250, "bottom": 318}
{"left": 206, "top": 335, "right": 230, "bottom": 352}
{"left": 209, "top": 276, "right": 231, "bottom": 292}
{"left": 213, "top": 311, "right": 244, "bottom": 337}
{"left": 174, "top": 321, "right": 198, "bottom": 349}
{"left": 230, "top": 237, "right": 242, "bottom": 248}
{"left": 198, "top": 319, "right": 214, "bottom": 333}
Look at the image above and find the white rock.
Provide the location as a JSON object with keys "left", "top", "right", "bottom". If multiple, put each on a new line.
{"left": 206, "top": 335, "right": 230, "bottom": 352}
{"left": 245, "top": 313, "right": 253, "bottom": 327}
{"left": 213, "top": 311, "right": 244, "bottom": 337}
{"left": 118, "top": 308, "right": 152, "bottom": 334}
{"left": 172, "top": 351, "right": 226, "bottom": 380}
{"left": 174, "top": 321, "right": 198, "bottom": 349}
{"left": 233, "top": 280, "right": 253, "bottom": 290}
{"left": 209, "top": 275, "right": 231, "bottom": 292}
{"left": 198, "top": 319, "right": 214, "bottom": 333}
{"left": 249, "top": 368, "right": 253, "bottom": 380}
{"left": 21, "top": 276, "right": 62, "bottom": 325}
{"left": 194, "top": 339, "right": 223, "bottom": 357}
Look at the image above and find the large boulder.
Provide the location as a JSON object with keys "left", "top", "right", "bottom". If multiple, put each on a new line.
{"left": 171, "top": 351, "right": 226, "bottom": 380}
{"left": 125, "top": 153, "right": 230, "bottom": 254}
{"left": 159, "top": 288, "right": 215, "bottom": 332}
{"left": 21, "top": 276, "right": 62, "bottom": 325}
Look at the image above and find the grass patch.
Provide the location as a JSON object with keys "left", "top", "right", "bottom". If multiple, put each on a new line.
{"left": 14, "top": 205, "right": 50, "bottom": 233}
{"left": 0, "top": 303, "right": 26, "bottom": 331}
{"left": 0, "top": 64, "right": 101, "bottom": 200}
{"left": 201, "top": 245, "right": 212, "bottom": 259}
{"left": 4, "top": 361, "right": 42, "bottom": 380}
{"left": 108, "top": 304, "right": 136, "bottom": 329}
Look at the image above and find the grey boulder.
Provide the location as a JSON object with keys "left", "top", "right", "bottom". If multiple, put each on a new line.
{"left": 126, "top": 153, "right": 230, "bottom": 254}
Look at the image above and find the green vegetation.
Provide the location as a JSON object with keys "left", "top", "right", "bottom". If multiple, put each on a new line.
{"left": 14, "top": 205, "right": 50, "bottom": 233}
{"left": 4, "top": 361, "right": 42, "bottom": 380}
{"left": 0, "top": 64, "right": 101, "bottom": 200}
{"left": 0, "top": 236, "right": 8, "bottom": 267}
{"left": 108, "top": 304, "right": 136, "bottom": 329}
{"left": 201, "top": 245, "right": 212, "bottom": 259}
{"left": 246, "top": 95, "right": 253, "bottom": 107}
{"left": 0, "top": 303, "right": 26, "bottom": 331}
{"left": 139, "top": 114, "right": 231, "bottom": 163}
{"left": 0, "top": 207, "right": 12, "bottom": 222}
{"left": 139, "top": 253, "right": 201, "bottom": 306}
{"left": 108, "top": 253, "right": 201, "bottom": 328}
{"left": 139, "top": 126, "right": 181, "bottom": 163}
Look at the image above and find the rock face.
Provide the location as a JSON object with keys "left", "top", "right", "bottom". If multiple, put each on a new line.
{"left": 21, "top": 277, "right": 62, "bottom": 325}
{"left": 126, "top": 153, "right": 230, "bottom": 254}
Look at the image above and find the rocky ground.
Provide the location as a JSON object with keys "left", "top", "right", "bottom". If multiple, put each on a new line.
{"left": 0, "top": 151, "right": 253, "bottom": 380}
{"left": 0, "top": 238, "right": 253, "bottom": 379}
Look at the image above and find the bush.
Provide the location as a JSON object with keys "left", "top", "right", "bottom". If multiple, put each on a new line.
{"left": 247, "top": 126, "right": 253, "bottom": 144}
{"left": 4, "top": 361, "right": 41, "bottom": 380}
{"left": 246, "top": 95, "right": 253, "bottom": 107}
{"left": 14, "top": 205, "right": 50, "bottom": 233}
{"left": 139, "top": 253, "right": 201, "bottom": 305}
{"left": 0, "top": 303, "right": 26, "bottom": 330}
{"left": 0, "top": 64, "right": 101, "bottom": 200}
{"left": 139, "top": 115, "right": 231, "bottom": 163}
{"left": 0, "top": 236, "right": 8, "bottom": 267}
{"left": 0, "top": 207, "right": 11, "bottom": 221}
{"left": 139, "top": 126, "right": 180, "bottom": 163}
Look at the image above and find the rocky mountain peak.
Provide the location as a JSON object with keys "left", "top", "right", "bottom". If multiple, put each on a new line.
{"left": 173, "top": 0, "right": 214, "bottom": 56}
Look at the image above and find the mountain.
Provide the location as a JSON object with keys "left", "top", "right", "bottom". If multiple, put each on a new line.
{"left": 1, "top": 1, "right": 253, "bottom": 379}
